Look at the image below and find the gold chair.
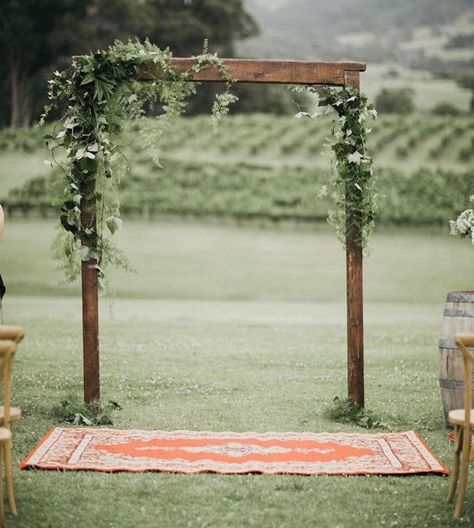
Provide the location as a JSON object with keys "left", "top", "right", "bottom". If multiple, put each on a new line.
{"left": 0, "top": 340, "right": 18, "bottom": 527}
{"left": 0, "top": 328, "right": 23, "bottom": 431}
{"left": 447, "top": 333, "right": 474, "bottom": 519}
{"left": 0, "top": 328, "right": 23, "bottom": 521}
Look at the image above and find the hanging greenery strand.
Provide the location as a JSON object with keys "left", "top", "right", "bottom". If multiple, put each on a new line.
{"left": 295, "top": 86, "right": 377, "bottom": 248}
{"left": 41, "top": 40, "right": 237, "bottom": 289}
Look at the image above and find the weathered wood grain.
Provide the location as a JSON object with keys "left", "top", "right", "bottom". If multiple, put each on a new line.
{"left": 346, "top": 239, "right": 364, "bottom": 406}
{"left": 138, "top": 58, "right": 366, "bottom": 85}
{"left": 343, "top": 70, "right": 361, "bottom": 90}
{"left": 343, "top": 69, "right": 364, "bottom": 406}
{"left": 81, "top": 199, "right": 100, "bottom": 404}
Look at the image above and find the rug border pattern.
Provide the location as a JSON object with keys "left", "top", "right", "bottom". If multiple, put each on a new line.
{"left": 20, "top": 428, "right": 449, "bottom": 476}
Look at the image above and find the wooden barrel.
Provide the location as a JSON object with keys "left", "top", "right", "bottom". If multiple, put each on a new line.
{"left": 439, "top": 291, "right": 474, "bottom": 426}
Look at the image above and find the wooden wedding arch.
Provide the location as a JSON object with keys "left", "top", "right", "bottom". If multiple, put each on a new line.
{"left": 81, "top": 58, "right": 367, "bottom": 406}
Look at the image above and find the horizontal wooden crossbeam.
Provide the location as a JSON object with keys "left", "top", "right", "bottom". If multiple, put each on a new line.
{"left": 140, "top": 58, "right": 366, "bottom": 86}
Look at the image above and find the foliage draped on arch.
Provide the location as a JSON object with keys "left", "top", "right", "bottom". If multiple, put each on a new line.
{"left": 42, "top": 40, "right": 376, "bottom": 288}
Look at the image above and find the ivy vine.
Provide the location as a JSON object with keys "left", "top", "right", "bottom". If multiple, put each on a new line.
{"left": 295, "top": 86, "right": 377, "bottom": 248}
{"left": 41, "top": 39, "right": 237, "bottom": 289}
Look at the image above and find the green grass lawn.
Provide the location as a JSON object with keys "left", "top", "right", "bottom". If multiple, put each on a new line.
{"left": 2, "top": 219, "right": 473, "bottom": 302}
{"left": 1, "top": 219, "right": 473, "bottom": 526}
{"left": 0, "top": 151, "right": 49, "bottom": 199}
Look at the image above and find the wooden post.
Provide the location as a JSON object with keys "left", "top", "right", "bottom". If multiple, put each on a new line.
{"left": 81, "top": 198, "right": 100, "bottom": 404}
{"left": 346, "top": 238, "right": 364, "bottom": 406}
{"left": 344, "top": 70, "right": 364, "bottom": 407}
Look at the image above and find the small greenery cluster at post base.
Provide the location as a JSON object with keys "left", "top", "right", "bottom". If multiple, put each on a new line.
{"left": 51, "top": 395, "right": 123, "bottom": 426}
{"left": 324, "top": 396, "right": 387, "bottom": 429}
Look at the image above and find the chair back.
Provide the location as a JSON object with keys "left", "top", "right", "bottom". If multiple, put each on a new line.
{"left": 0, "top": 340, "right": 16, "bottom": 428}
{"left": 0, "top": 326, "right": 24, "bottom": 344}
{"left": 455, "top": 333, "right": 474, "bottom": 426}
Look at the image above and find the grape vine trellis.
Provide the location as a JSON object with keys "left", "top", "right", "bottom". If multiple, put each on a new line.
{"left": 43, "top": 40, "right": 373, "bottom": 407}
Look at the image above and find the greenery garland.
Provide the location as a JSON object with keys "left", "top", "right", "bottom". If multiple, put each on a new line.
{"left": 295, "top": 86, "right": 377, "bottom": 248}
{"left": 41, "top": 39, "right": 236, "bottom": 289}
{"left": 43, "top": 40, "right": 376, "bottom": 289}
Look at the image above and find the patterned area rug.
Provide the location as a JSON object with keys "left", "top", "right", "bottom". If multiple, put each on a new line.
{"left": 20, "top": 428, "right": 448, "bottom": 476}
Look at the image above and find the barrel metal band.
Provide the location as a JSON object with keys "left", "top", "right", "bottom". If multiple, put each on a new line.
{"left": 439, "top": 339, "right": 474, "bottom": 350}
{"left": 447, "top": 292, "right": 474, "bottom": 303}
{"left": 443, "top": 308, "right": 474, "bottom": 318}
{"left": 439, "top": 339, "right": 459, "bottom": 350}
{"left": 439, "top": 378, "right": 474, "bottom": 390}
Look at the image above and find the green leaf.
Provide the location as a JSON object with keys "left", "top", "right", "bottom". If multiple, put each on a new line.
{"left": 106, "top": 216, "right": 123, "bottom": 235}
{"left": 79, "top": 246, "right": 100, "bottom": 262}
{"left": 75, "top": 148, "right": 86, "bottom": 160}
{"left": 97, "top": 276, "right": 106, "bottom": 293}
{"left": 79, "top": 414, "right": 94, "bottom": 426}
{"left": 97, "top": 415, "right": 113, "bottom": 426}
{"left": 80, "top": 73, "right": 96, "bottom": 85}
{"left": 46, "top": 139, "right": 58, "bottom": 151}
{"left": 107, "top": 400, "right": 123, "bottom": 411}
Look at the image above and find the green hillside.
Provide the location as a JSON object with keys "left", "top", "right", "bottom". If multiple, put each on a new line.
{"left": 241, "top": 0, "right": 474, "bottom": 108}
{"left": 241, "top": 0, "right": 474, "bottom": 66}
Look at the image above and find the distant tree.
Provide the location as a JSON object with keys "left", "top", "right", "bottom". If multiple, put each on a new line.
{"left": 445, "top": 34, "right": 474, "bottom": 49}
{"left": 0, "top": 0, "right": 259, "bottom": 128}
{"left": 456, "top": 74, "right": 474, "bottom": 112}
{"left": 142, "top": 0, "right": 258, "bottom": 56}
{"left": 0, "top": 0, "right": 91, "bottom": 128}
{"left": 431, "top": 101, "right": 462, "bottom": 116}
{"left": 375, "top": 87, "right": 415, "bottom": 114}
{"left": 232, "top": 85, "right": 305, "bottom": 115}
{"left": 140, "top": 0, "right": 259, "bottom": 115}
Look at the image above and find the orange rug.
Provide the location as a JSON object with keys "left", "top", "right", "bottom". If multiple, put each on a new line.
{"left": 20, "top": 428, "right": 448, "bottom": 476}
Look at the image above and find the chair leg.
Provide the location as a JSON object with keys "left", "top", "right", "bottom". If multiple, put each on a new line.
{"left": 453, "top": 429, "right": 471, "bottom": 520}
{"left": 3, "top": 440, "right": 16, "bottom": 516}
{"left": 447, "top": 425, "right": 463, "bottom": 503}
{"left": 0, "top": 444, "right": 5, "bottom": 528}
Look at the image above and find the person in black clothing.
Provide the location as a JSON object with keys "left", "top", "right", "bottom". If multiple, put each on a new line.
{"left": 0, "top": 204, "right": 4, "bottom": 323}
{"left": 0, "top": 275, "right": 4, "bottom": 324}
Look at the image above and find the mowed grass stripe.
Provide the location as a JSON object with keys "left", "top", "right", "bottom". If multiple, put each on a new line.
{"left": 1, "top": 220, "right": 473, "bottom": 302}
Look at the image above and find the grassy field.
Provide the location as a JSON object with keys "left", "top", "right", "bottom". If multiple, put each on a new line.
{"left": 0, "top": 152, "right": 49, "bottom": 198}
{"left": 2, "top": 219, "right": 473, "bottom": 302}
{"left": 1, "top": 219, "right": 474, "bottom": 527}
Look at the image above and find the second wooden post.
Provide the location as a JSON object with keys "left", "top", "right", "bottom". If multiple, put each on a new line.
{"left": 344, "top": 69, "right": 364, "bottom": 407}
{"left": 81, "top": 198, "right": 100, "bottom": 404}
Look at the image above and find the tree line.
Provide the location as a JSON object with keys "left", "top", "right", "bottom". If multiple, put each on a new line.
{"left": 1, "top": 0, "right": 287, "bottom": 128}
